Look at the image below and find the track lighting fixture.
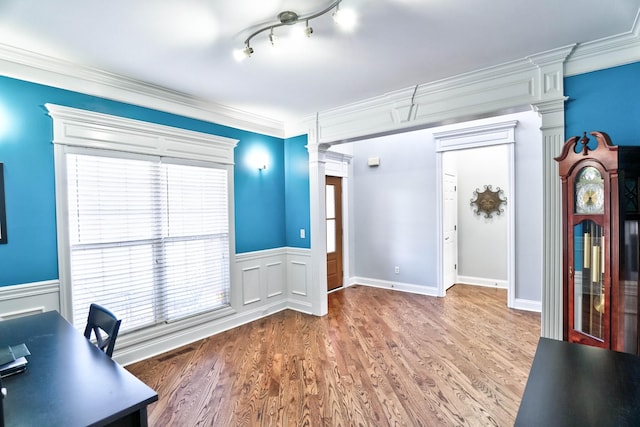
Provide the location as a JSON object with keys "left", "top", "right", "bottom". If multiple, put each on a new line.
{"left": 234, "top": 0, "right": 354, "bottom": 60}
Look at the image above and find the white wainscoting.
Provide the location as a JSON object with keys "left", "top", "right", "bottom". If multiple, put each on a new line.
{"left": 235, "top": 247, "right": 289, "bottom": 307}
{"left": 0, "top": 280, "right": 60, "bottom": 320}
{"left": 0, "top": 247, "right": 313, "bottom": 366}
{"left": 286, "top": 247, "right": 313, "bottom": 313}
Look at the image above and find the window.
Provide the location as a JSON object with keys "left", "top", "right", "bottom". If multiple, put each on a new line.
{"left": 47, "top": 104, "right": 238, "bottom": 337}
{"left": 65, "top": 151, "right": 230, "bottom": 332}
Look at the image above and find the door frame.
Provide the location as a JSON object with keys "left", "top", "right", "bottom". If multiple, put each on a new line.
{"left": 442, "top": 169, "right": 458, "bottom": 291}
{"left": 434, "top": 120, "right": 517, "bottom": 307}
{"left": 324, "top": 150, "right": 353, "bottom": 290}
{"left": 326, "top": 175, "right": 344, "bottom": 291}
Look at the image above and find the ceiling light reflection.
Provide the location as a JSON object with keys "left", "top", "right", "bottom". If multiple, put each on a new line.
{"left": 333, "top": 7, "right": 358, "bottom": 32}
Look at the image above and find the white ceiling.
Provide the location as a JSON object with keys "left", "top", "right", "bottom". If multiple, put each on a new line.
{"left": 0, "top": 0, "right": 639, "bottom": 124}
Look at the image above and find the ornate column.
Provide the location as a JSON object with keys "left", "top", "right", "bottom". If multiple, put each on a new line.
{"left": 529, "top": 46, "right": 573, "bottom": 339}
{"left": 533, "top": 98, "right": 567, "bottom": 339}
{"left": 306, "top": 121, "right": 330, "bottom": 316}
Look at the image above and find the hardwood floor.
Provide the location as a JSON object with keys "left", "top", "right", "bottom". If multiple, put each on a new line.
{"left": 126, "top": 284, "right": 541, "bottom": 426}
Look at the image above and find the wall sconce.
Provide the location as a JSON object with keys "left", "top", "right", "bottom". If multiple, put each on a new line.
{"left": 247, "top": 148, "right": 270, "bottom": 171}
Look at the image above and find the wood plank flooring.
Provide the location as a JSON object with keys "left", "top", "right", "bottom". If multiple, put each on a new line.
{"left": 126, "top": 284, "right": 541, "bottom": 426}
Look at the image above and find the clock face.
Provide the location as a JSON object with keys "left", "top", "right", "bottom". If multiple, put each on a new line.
{"left": 575, "top": 166, "right": 604, "bottom": 215}
{"left": 576, "top": 183, "right": 604, "bottom": 214}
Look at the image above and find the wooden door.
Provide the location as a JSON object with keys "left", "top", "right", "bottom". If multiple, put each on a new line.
{"left": 326, "top": 176, "right": 343, "bottom": 291}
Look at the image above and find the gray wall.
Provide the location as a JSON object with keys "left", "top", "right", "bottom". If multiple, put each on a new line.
{"left": 511, "top": 112, "right": 544, "bottom": 302}
{"left": 349, "top": 130, "right": 437, "bottom": 286}
{"left": 455, "top": 145, "right": 509, "bottom": 282}
{"left": 339, "top": 110, "right": 543, "bottom": 304}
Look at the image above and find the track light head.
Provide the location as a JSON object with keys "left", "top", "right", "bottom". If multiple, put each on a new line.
{"left": 269, "top": 28, "right": 277, "bottom": 46}
{"left": 304, "top": 21, "right": 314, "bottom": 37}
{"left": 233, "top": 43, "right": 254, "bottom": 61}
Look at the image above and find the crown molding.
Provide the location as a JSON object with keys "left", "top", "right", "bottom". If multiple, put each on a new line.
{"left": 313, "top": 47, "right": 572, "bottom": 144}
{"left": 565, "top": 9, "right": 640, "bottom": 76}
{"left": 0, "top": 43, "right": 286, "bottom": 138}
{"left": 311, "top": 17, "right": 640, "bottom": 145}
{"left": 1, "top": 7, "right": 638, "bottom": 142}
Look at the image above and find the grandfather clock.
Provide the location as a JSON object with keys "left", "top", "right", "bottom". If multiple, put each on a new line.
{"left": 556, "top": 131, "right": 640, "bottom": 354}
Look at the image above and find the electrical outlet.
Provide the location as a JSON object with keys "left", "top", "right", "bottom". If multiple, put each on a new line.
{"left": 300, "top": 228, "right": 305, "bottom": 239}
{"left": 394, "top": 266, "right": 400, "bottom": 274}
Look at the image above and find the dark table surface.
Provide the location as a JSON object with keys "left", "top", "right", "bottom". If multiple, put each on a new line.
{"left": 515, "top": 337, "right": 640, "bottom": 427}
{"left": 0, "top": 310, "right": 157, "bottom": 427}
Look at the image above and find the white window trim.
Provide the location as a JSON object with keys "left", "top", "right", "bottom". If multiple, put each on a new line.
{"left": 46, "top": 103, "right": 238, "bottom": 163}
{"left": 47, "top": 104, "right": 239, "bottom": 328}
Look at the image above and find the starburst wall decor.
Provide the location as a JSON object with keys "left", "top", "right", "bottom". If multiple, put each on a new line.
{"left": 470, "top": 185, "right": 507, "bottom": 218}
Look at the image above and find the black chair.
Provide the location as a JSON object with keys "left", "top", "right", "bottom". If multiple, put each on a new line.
{"left": 83, "top": 304, "right": 121, "bottom": 358}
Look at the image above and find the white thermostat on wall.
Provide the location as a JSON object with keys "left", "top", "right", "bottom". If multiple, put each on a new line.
{"left": 367, "top": 157, "right": 380, "bottom": 167}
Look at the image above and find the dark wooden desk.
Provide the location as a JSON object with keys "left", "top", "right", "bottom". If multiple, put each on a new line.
{"left": 0, "top": 311, "right": 157, "bottom": 427}
{"left": 515, "top": 337, "right": 640, "bottom": 427}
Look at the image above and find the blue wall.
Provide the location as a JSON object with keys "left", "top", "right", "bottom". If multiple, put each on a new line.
{"left": 565, "top": 61, "right": 640, "bottom": 146}
{"left": 284, "top": 135, "right": 310, "bottom": 248}
{"left": 0, "top": 75, "right": 310, "bottom": 287}
{"left": 233, "top": 132, "right": 286, "bottom": 253}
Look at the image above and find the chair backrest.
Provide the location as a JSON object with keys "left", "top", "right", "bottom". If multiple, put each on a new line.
{"left": 83, "top": 304, "right": 122, "bottom": 358}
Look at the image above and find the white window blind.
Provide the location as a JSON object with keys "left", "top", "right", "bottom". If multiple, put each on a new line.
{"left": 65, "top": 151, "right": 230, "bottom": 333}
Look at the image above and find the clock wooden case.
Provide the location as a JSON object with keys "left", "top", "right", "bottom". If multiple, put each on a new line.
{"left": 556, "top": 131, "right": 640, "bottom": 354}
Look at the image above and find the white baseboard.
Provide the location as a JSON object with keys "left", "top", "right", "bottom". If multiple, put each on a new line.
{"left": 115, "top": 299, "right": 290, "bottom": 366}
{"left": 348, "top": 276, "right": 541, "bottom": 314}
{"left": 286, "top": 298, "right": 313, "bottom": 314}
{"left": 513, "top": 298, "right": 542, "bottom": 312}
{"left": 348, "top": 276, "right": 440, "bottom": 297}
{"left": 456, "top": 275, "right": 508, "bottom": 289}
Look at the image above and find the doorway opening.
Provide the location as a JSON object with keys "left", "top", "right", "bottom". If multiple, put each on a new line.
{"left": 435, "top": 120, "right": 517, "bottom": 307}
